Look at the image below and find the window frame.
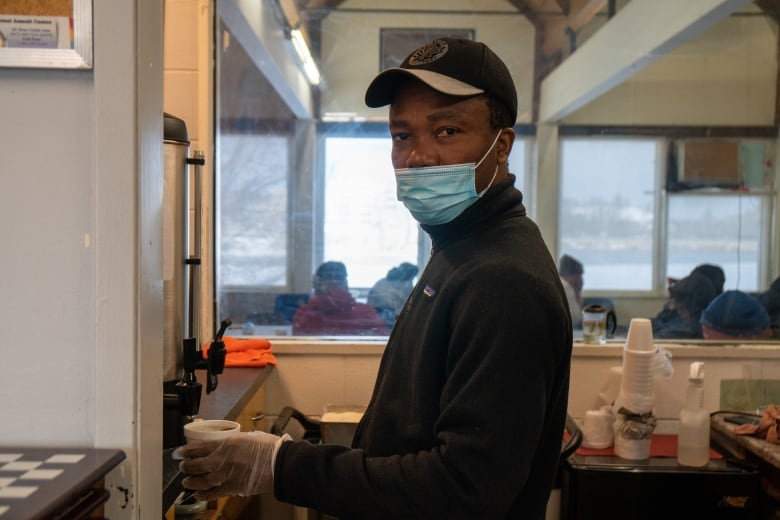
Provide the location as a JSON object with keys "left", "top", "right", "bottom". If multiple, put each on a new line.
{"left": 556, "top": 131, "right": 777, "bottom": 297}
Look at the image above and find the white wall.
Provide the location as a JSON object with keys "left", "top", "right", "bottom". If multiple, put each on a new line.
{"left": 0, "top": 2, "right": 163, "bottom": 518}
{"left": 320, "top": 0, "right": 535, "bottom": 123}
{"left": 164, "top": 0, "right": 215, "bottom": 344}
{"left": 262, "top": 341, "right": 780, "bottom": 434}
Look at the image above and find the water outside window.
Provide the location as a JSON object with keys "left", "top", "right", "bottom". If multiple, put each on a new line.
{"left": 559, "top": 139, "right": 657, "bottom": 291}
{"left": 667, "top": 194, "right": 762, "bottom": 292}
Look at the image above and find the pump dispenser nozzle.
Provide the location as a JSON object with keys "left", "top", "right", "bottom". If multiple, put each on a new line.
{"left": 689, "top": 361, "right": 704, "bottom": 381}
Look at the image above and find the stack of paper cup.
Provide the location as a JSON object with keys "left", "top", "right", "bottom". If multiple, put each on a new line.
{"left": 613, "top": 318, "right": 657, "bottom": 460}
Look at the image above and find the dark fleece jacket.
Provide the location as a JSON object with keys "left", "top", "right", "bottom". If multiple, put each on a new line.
{"left": 275, "top": 175, "right": 572, "bottom": 519}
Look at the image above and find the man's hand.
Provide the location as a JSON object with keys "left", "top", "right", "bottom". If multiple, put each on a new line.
{"left": 173, "top": 431, "right": 289, "bottom": 500}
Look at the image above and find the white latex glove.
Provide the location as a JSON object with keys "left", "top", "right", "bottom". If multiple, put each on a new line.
{"left": 172, "top": 431, "right": 290, "bottom": 500}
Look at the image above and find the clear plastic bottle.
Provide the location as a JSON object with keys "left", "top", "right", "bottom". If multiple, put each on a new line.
{"left": 677, "top": 361, "right": 710, "bottom": 467}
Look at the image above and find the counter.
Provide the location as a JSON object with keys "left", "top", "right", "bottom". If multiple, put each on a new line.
{"left": 560, "top": 449, "right": 761, "bottom": 519}
{"left": 710, "top": 411, "right": 780, "bottom": 507}
{"left": 163, "top": 366, "right": 274, "bottom": 513}
{"left": 0, "top": 447, "right": 125, "bottom": 519}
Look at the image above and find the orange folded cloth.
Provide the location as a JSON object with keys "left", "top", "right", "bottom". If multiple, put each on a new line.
{"left": 735, "top": 404, "right": 779, "bottom": 444}
{"left": 201, "top": 336, "right": 276, "bottom": 368}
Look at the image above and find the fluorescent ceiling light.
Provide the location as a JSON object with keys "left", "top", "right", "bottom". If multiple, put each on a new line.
{"left": 322, "top": 112, "right": 368, "bottom": 122}
{"left": 290, "top": 28, "right": 321, "bottom": 86}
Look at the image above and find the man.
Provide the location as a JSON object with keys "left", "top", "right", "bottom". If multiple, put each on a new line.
{"left": 175, "top": 38, "right": 572, "bottom": 519}
{"left": 292, "top": 261, "right": 388, "bottom": 336}
{"left": 559, "top": 254, "right": 584, "bottom": 328}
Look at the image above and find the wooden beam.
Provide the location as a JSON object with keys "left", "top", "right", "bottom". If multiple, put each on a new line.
{"left": 301, "top": 0, "right": 347, "bottom": 10}
{"left": 567, "top": 0, "right": 607, "bottom": 29}
{"left": 540, "top": 14, "right": 571, "bottom": 57}
{"left": 539, "top": 0, "right": 753, "bottom": 122}
{"left": 533, "top": 0, "right": 606, "bottom": 65}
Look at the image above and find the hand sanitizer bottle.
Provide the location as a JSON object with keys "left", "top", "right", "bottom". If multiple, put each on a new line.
{"left": 677, "top": 361, "right": 710, "bottom": 467}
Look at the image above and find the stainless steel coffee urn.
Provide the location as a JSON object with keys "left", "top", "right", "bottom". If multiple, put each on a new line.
{"left": 163, "top": 112, "right": 204, "bottom": 383}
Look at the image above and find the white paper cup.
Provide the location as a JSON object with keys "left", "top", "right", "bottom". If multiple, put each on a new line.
{"left": 581, "top": 409, "right": 615, "bottom": 449}
{"left": 183, "top": 419, "right": 241, "bottom": 443}
{"left": 624, "top": 318, "right": 654, "bottom": 352}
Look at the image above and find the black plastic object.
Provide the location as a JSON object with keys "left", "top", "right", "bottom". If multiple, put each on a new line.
{"left": 176, "top": 338, "right": 202, "bottom": 417}
{"left": 552, "top": 415, "right": 583, "bottom": 492}
{"left": 723, "top": 414, "right": 761, "bottom": 426}
{"left": 559, "top": 433, "right": 760, "bottom": 519}
{"left": 163, "top": 112, "right": 189, "bottom": 144}
{"left": 163, "top": 393, "right": 185, "bottom": 449}
{"left": 562, "top": 415, "right": 583, "bottom": 460}
{"left": 271, "top": 407, "right": 322, "bottom": 444}
{"left": 205, "top": 319, "right": 231, "bottom": 394}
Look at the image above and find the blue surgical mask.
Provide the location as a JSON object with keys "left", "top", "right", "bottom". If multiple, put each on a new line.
{"left": 394, "top": 131, "right": 502, "bottom": 225}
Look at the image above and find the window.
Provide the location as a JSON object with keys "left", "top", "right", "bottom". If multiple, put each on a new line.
{"left": 667, "top": 193, "right": 764, "bottom": 292}
{"left": 219, "top": 133, "right": 289, "bottom": 287}
{"left": 322, "top": 128, "right": 530, "bottom": 290}
{"left": 559, "top": 136, "right": 773, "bottom": 294}
{"left": 559, "top": 138, "right": 657, "bottom": 291}
{"left": 323, "top": 134, "right": 419, "bottom": 289}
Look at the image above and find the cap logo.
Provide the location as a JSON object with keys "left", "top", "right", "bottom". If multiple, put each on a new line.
{"left": 407, "top": 39, "right": 448, "bottom": 66}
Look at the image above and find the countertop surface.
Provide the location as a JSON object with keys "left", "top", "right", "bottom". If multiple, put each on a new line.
{"left": 0, "top": 447, "right": 125, "bottom": 520}
{"left": 710, "top": 410, "right": 780, "bottom": 507}
{"left": 195, "top": 366, "right": 273, "bottom": 422}
{"left": 163, "top": 366, "right": 274, "bottom": 512}
{"left": 711, "top": 412, "right": 780, "bottom": 469}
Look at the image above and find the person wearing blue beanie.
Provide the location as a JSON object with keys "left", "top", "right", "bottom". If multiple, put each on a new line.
{"left": 700, "top": 290, "right": 772, "bottom": 340}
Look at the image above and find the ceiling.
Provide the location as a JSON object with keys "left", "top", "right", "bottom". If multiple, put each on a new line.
{"left": 296, "top": 0, "right": 780, "bottom": 76}
{"left": 297, "top": 0, "right": 613, "bottom": 74}
{"left": 291, "top": 0, "right": 780, "bottom": 121}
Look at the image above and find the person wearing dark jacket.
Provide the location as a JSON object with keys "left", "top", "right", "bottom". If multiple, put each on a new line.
{"left": 758, "top": 276, "right": 780, "bottom": 339}
{"left": 175, "top": 37, "right": 572, "bottom": 520}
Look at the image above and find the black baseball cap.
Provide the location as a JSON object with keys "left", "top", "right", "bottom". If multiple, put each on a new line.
{"left": 365, "top": 38, "right": 517, "bottom": 123}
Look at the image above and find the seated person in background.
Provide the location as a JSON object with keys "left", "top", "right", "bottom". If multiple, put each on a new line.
{"left": 757, "top": 276, "right": 780, "bottom": 339}
{"left": 690, "top": 263, "right": 726, "bottom": 295}
{"left": 667, "top": 263, "right": 725, "bottom": 296}
{"left": 292, "top": 261, "right": 388, "bottom": 336}
{"left": 652, "top": 273, "right": 716, "bottom": 339}
{"left": 558, "top": 254, "right": 584, "bottom": 328}
{"left": 700, "top": 290, "right": 772, "bottom": 340}
{"left": 367, "top": 262, "right": 419, "bottom": 329}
